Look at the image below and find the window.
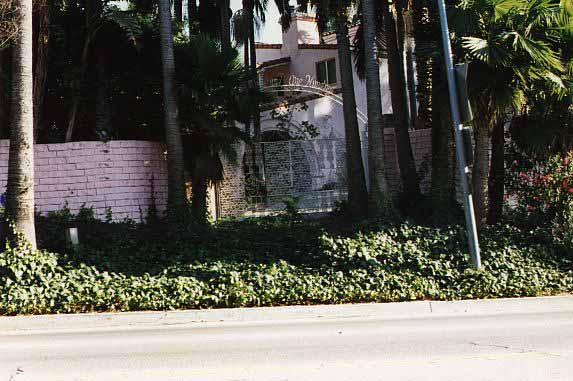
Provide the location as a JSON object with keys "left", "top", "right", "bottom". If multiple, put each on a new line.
{"left": 316, "top": 59, "right": 337, "bottom": 85}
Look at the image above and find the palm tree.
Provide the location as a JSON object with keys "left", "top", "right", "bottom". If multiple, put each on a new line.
{"left": 233, "top": 0, "right": 290, "bottom": 138}
{"left": 175, "top": 0, "right": 183, "bottom": 22}
{"left": 188, "top": 0, "right": 198, "bottom": 36}
{"left": 177, "top": 35, "right": 255, "bottom": 222}
{"left": 408, "top": 0, "right": 456, "bottom": 219}
{"left": 219, "top": 0, "right": 232, "bottom": 50}
{"left": 33, "top": 0, "right": 49, "bottom": 142}
{"left": 4, "top": 0, "right": 36, "bottom": 248}
{"left": 295, "top": 0, "right": 368, "bottom": 216}
{"left": 453, "top": 0, "right": 566, "bottom": 227}
{"left": 158, "top": 0, "right": 187, "bottom": 214}
{"left": 382, "top": 0, "right": 420, "bottom": 205}
{"left": 64, "top": 5, "right": 142, "bottom": 142}
{"left": 335, "top": 14, "right": 369, "bottom": 216}
{"left": 361, "top": 0, "right": 389, "bottom": 214}
{"left": 409, "top": 0, "right": 433, "bottom": 130}
{"left": 352, "top": 0, "right": 421, "bottom": 211}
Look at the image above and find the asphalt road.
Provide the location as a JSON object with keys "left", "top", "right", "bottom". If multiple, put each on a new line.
{"left": 1, "top": 301, "right": 573, "bottom": 380}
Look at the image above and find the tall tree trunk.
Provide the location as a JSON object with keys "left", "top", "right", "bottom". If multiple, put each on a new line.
{"left": 95, "top": 51, "right": 112, "bottom": 139}
{"left": 219, "top": 0, "right": 231, "bottom": 51}
{"left": 158, "top": 0, "right": 187, "bottom": 213}
{"left": 175, "top": 0, "right": 183, "bottom": 22}
{"left": 188, "top": 0, "right": 197, "bottom": 36}
{"left": 402, "top": 6, "right": 418, "bottom": 127}
{"left": 383, "top": 0, "right": 420, "bottom": 202}
{"left": 411, "top": 0, "right": 432, "bottom": 130}
{"left": 191, "top": 175, "right": 208, "bottom": 224}
{"left": 487, "top": 115, "right": 505, "bottom": 224}
{"left": 242, "top": 0, "right": 251, "bottom": 136}
{"left": 472, "top": 100, "right": 490, "bottom": 229}
{"left": 336, "top": 16, "right": 368, "bottom": 217}
{"left": 247, "top": 3, "right": 261, "bottom": 140}
{"left": 33, "top": 0, "right": 49, "bottom": 143}
{"left": 65, "top": 0, "right": 98, "bottom": 142}
{"left": 361, "top": 0, "right": 389, "bottom": 215}
{"left": 5, "top": 0, "right": 36, "bottom": 249}
{"left": 247, "top": 3, "right": 262, "bottom": 189}
{"left": 430, "top": 60, "right": 455, "bottom": 217}
{"left": 65, "top": 37, "right": 89, "bottom": 142}
{"left": 0, "top": 49, "right": 6, "bottom": 138}
{"left": 394, "top": 1, "right": 412, "bottom": 128}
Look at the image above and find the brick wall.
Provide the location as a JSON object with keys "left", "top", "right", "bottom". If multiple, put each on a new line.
{"left": 384, "top": 128, "right": 433, "bottom": 193}
{"left": 0, "top": 140, "right": 167, "bottom": 222}
{"left": 0, "top": 131, "right": 434, "bottom": 221}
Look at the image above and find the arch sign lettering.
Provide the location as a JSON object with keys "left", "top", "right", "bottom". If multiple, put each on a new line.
{"left": 262, "top": 75, "right": 368, "bottom": 125}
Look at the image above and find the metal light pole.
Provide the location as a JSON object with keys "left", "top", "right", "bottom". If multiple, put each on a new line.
{"left": 436, "top": 0, "right": 482, "bottom": 269}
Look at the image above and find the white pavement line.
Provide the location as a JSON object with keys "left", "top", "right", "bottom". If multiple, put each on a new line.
{"left": 0, "top": 295, "right": 572, "bottom": 335}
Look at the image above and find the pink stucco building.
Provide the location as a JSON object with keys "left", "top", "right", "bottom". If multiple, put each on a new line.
{"left": 213, "top": 14, "right": 432, "bottom": 217}
{"left": 254, "top": 13, "right": 393, "bottom": 142}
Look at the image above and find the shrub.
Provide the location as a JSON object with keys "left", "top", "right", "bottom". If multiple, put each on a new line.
{"left": 507, "top": 151, "right": 573, "bottom": 223}
{"left": 507, "top": 151, "right": 573, "bottom": 251}
{"left": 1, "top": 219, "right": 572, "bottom": 315}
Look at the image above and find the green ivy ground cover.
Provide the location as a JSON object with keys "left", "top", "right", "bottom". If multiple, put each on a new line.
{"left": 1, "top": 217, "right": 572, "bottom": 315}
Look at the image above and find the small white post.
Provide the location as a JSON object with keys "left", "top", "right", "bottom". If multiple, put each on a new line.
{"left": 66, "top": 227, "right": 80, "bottom": 251}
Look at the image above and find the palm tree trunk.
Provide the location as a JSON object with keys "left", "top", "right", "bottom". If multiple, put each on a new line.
{"left": 394, "top": 1, "right": 412, "bottom": 128}
{"left": 242, "top": 1, "right": 251, "bottom": 136}
{"left": 65, "top": 38, "right": 89, "bottom": 142}
{"left": 5, "top": 0, "right": 36, "bottom": 249}
{"left": 0, "top": 49, "right": 6, "bottom": 138}
{"left": 430, "top": 61, "right": 455, "bottom": 218}
{"left": 400, "top": 4, "right": 418, "bottom": 127}
{"left": 487, "top": 115, "right": 504, "bottom": 224}
{"left": 471, "top": 100, "right": 490, "bottom": 229}
{"left": 219, "top": 0, "right": 231, "bottom": 51}
{"left": 247, "top": 3, "right": 262, "bottom": 188}
{"left": 361, "top": 0, "right": 389, "bottom": 215}
{"left": 411, "top": 0, "right": 432, "bottom": 130}
{"left": 95, "top": 51, "right": 112, "bottom": 138}
{"left": 188, "top": 0, "right": 197, "bottom": 36}
{"left": 33, "top": 0, "right": 49, "bottom": 143}
{"left": 65, "top": 0, "right": 96, "bottom": 142}
{"left": 383, "top": 0, "right": 420, "bottom": 202}
{"left": 247, "top": 3, "right": 261, "bottom": 140}
{"left": 158, "top": 0, "right": 187, "bottom": 213}
{"left": 175, "top": 0, "right": 183, "bottom": 22}
{"left": 335, "top": 16, "right": 368, "bottom": 217}
{"left": 191, "top": 175, "right": 208, "bottom": 224}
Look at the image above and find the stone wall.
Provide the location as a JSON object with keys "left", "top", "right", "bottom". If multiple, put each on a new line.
{"left": 0, "top": 140, "right": 167, "bottom": 222}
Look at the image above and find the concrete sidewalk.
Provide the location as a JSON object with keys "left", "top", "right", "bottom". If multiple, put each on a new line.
{"left": 1, "top": 295, "right": 572, "bottom": 335}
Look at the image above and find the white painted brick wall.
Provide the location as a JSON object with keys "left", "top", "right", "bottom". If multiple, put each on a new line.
{"left": 0, "top": 140, "right": 168, "bottom": 222}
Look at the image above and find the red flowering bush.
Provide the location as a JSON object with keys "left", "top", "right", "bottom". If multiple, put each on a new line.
{"left": 507, "top": 151, "right": 573, "bottom": 220}
{"left": 507, "top": 151, "right": 573, "bottom": 251}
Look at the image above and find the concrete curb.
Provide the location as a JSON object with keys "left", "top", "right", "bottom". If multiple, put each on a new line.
{"left": 1, "top": 295, "right": 572, "bottom": 335}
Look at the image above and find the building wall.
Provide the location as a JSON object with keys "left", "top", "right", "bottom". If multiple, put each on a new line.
{"left": 256, "top": 15, "right": 394, "bottom": 131}
{"left": 0, "top": 140, "right": 167, "bottom": 222}
{"left": 255, "top": 46, "right": 283, "bottom": 63}
{"left": 262, "top": 65, "right": 291, "bottom": 88}
{"left": 289, "top": 47, "right": 340, "bottom": 88}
